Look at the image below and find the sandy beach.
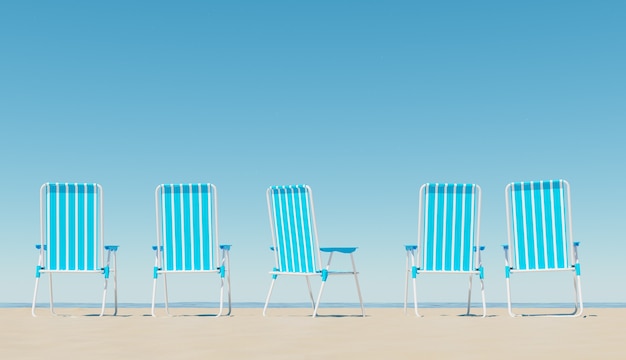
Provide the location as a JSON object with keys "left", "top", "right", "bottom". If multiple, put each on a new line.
{"left": 2, "top": 307, "right": 624, "bottom": 359}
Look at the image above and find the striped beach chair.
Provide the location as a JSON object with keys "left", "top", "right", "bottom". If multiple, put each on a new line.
{"left": 151, "top": 184, "right": 231, "bottom": 316}
{"left": 263, "top": 185, "right": 365, "bottom": 317}
{"left": 503, "top": 179, "right": 583, "bottom": 317}
{"left": 405, "top": 183, "right": 486, "bottom": 317}
{"left": 32, "top": 183, "right": 119, "bottom": 317}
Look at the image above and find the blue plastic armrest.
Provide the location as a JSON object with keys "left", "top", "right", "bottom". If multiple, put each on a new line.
{"left": 320, "top": 247, "right": 358, "bottom": 254}
{"left": 405, "top": 245, "right": 418, "bottom": 251}
{"left": 502, "top": 244, "right": 509, "bottom": 250}
{"left": 574, "top": 242, "right": 580, "bottom": 247}
{"left": 104, "top": 245, "right": 119, "bottom": 251}
{"left": 35, "top": 244, "right": 47, "bottom": 250}
{"left": 220, "top": 244, "right": 232, "bottom": 251}
{"left": 473, "top": 245, "right": 486, "bottom": 251}
{"left": 270, "top": 246, "right": 275, "bottom": 251}
{"left": 152, "top": 245, "right": 164, "bottom": 251}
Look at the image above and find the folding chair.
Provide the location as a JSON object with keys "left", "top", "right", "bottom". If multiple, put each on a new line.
{"left": 151, "top": 183, "right": 231, "bottom": 316}
{"left": 263, "top": 184, "right": 365, "bottom": 317}
{"left": 405, "top": 183, "right": 486, "bottom": 317}
{"left": 503, "top": 179, "right": 583, "bottom": 317}
{"left": 32, "top": 183, "right": 118, "bottom": 317}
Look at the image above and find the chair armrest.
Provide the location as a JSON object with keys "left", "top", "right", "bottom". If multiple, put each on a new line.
{"left": 104, "top": 245, "right": 119, "bottom": 251}
{"left": 35, "top": 244, "right": 47, "bottom": 250}
{"left": 404, "top": 245, "right": 417, "bottom": 251}
{"left": 152, "top": 245, "right": 163, "bottom": 251}
{"left": 502, "top": 244, "right": 512, "bottom": 268}
{"left": 320, "top": 247, "right": 358, "bottom": 254}
{"left": 220, "top": 244, "right": 232, "bottom": 251}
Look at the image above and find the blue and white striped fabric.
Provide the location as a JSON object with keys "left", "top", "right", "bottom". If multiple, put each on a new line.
{"left": 506, "top": 179, "right": 572, "bottom": 271}
{"left": 418, "top": 183, "right": 481, "bottom": 272}
{"left": 267, "top": 185, "right": 319, "bottom": 274}
{"left": 41, "top": 183, "right": 103, "bottom": 272}
{"left": 156, "top": 183, "right": 219, "bottom": 272}
{"left": 34, "top": 182, "right": 118, "bottom": 317}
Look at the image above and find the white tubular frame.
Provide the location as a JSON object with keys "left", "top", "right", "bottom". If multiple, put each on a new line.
{"left": 404, "top": 184, "right": 486, "bottom": 318}
{"left": 32, "top": 183, "right": 118, "bottom": 317}
{"left": 312, "top": 249, "right": 365, "bottom": 318}
{"left": 263, "top": 185, "right": 365, "bottom": 318}
{"left": 151, "top": 184, "right": 231, "bottom": 317}
{"left": 503, "top": 180, "right": 583, "bottom": 317}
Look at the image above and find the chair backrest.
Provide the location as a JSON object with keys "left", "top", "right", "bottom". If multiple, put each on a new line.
{"left": 156, "top": 184, "right": 219, "bottom": 272}
{"left": 267, "top": 185, "right": 321, "bottom": 273}
{"left": 417, "top": 183, "right": 481, "bottom": 272}
{"left": 41, "top": 183, "right": 104, "bottom": 271}
{"left": 505, "top": 179, "right": 574, "bottom": 271}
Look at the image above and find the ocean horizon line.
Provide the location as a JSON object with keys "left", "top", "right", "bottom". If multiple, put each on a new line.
{"left": 10, "top": 302, "right": 626, "bottom": 309}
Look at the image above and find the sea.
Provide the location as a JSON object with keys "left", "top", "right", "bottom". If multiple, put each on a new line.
{"left": 7, "top": 302, "right": 626, "bottom": 309}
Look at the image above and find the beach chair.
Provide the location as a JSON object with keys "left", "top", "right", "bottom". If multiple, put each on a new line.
{"left": 263, "top": 185, "right": 365, "bottom": 317}
{"left": 503, "top": 179, "right": 583, "bottom": 317}
{"left": 404, "top": 183, "right": 486, "bottom": 317}
{"left": 151, "top": 183, "right": 231, "bottom": 316}
{"left": 32, "top": 183, "right": 119, "bottom": 317}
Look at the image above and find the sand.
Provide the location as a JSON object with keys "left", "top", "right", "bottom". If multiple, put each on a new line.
{"left": 2, "top": 307, "right": 624, "bottom": 359}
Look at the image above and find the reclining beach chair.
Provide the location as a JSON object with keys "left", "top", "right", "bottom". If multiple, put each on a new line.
{"left": 32, "top": 183, "right": 119, "bottom": 317}
{"left": 151, "top": 183, "right": 231, "bottom": 316}
{"left": 263, "top": 185, "right": 365, "bottom": 317}
{"left": 503, "top": 179, "right": 583, "bottom": 317}
{"left": 405, "top": 183, "right": 486, "bottom": 317}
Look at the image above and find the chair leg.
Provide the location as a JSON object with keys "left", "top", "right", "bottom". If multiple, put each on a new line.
{"left": 263, "top": 277, "right": 277, "bottom": 317}
{"left": 405, "top": 250, "right": 420, "bottom": 317}
{"left": 226, "top": 276, "right": 232, "bottom": 316}
{"left": 573, "top": 274, "right": 584, "bottom": 317}
{"left": 350, "top": 253, "right": 365, "bottom": 317}
{"left": 31, "top": 277, "right": 40, "bottom": 317}
{"left": 412, "top": 276, "right": 421, "bottom": 317}
{"left": 99, "top": 277, "right": 108, "bottom": 317}
{"left": 313, "top": 279, "right": 326, "bottom": 318}
{"left": 313, "top": 253, "right": 334, "bottom": 318}
{"left": 32, "top": 251, "right": 46, "bottom": 317}
{"left": 99, "top": 250, "right": 118, "bottom": 317}
{"left": 466, "top": 274, "right": 473, "bottom": 315}
{"left": 306, "top": 277, "right": 316, "bottom": 310}
{"left": 151, "top": 277, "right": 158, "bottom": 317}
{"left": 404, "top": 256, "right": 410, "bottom": 314}
{"left": 505, "top": 276, "right": 516, "bottom": 317}
{"left": 163, "top": 274, "right": 170, "bottom": 316}
{"left": 225, "top": 252, "right": 232, "bottom": 316}
{"left": 112, "top": 251, "right": 118, "bottom": 316}
{"left": 507, "top": 270, "right": 583, "bottom": 318}
{"left": 313, "top": 251, "right": 339, "bottom": 318}
{"left": 49, "top": 273, "right": 57, "bottom": 316}
{"left": 479, "top": 277, "right": 486, "bottom": 318}
{"left": 216, "top": 277, "right": 224, "bottom": 317}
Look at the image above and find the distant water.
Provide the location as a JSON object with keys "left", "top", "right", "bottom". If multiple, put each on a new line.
{"left": 8, "top": 302, "right": 626, "bottom": 309}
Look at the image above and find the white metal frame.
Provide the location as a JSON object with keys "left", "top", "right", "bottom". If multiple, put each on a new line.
{"left": 32, "top": 183, "right": 118, "bottom": 317}
{"left": 263, "top": 185, "right": 365, "bottom": 317}
{"left": 404, "top": 183, "right": 486, "bottom": 317}
{"left": 503, "top": 180, "right": 583, "bottom": 317}
{"left": 151, "top": 184, "right": 231, "bottom": 317}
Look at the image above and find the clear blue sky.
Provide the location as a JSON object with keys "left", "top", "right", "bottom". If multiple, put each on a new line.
{"left": 0, "top": 1, "right": 624, "bottom": 306}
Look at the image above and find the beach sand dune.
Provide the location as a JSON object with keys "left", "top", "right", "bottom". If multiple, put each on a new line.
{"left": 2, "top": 308, "right": 624, "bottom": 359}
